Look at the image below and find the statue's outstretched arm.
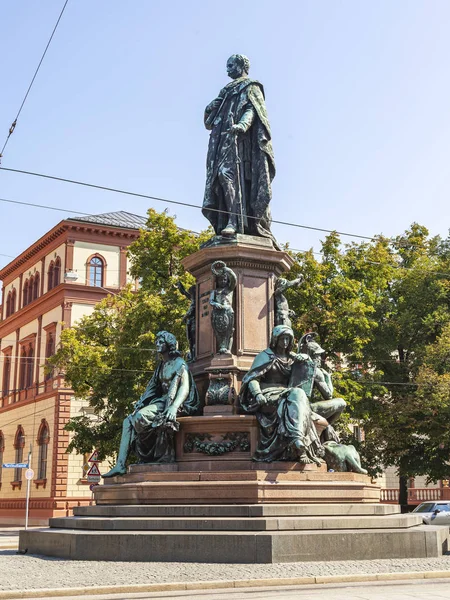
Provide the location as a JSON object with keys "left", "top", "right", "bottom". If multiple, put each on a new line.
{"left": 176, "top": 281, "right": 191, "bottom": 300}
{"left": 225, "top": 267, "right": 237, "bottom": 292}
{"left": 286, "top": 276, "right": 303, "bottom": 289}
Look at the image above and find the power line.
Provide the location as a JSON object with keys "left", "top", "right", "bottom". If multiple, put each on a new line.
{"left": 0, "top": 195, "right": 94, "bottom": 217}
{"left": 0, "top": 1, "right": 70, "bottom": 160}
{"left": 0, "top": 169, "right": 445, "bottom": 258}
{"left": 0, "top": 376, "right": 445, "bottom": 435}
{"left": 0, "top": 167, "right": 376, "bottom": 241}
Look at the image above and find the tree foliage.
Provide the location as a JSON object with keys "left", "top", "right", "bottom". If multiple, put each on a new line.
{"left": 285, "top": 223, "right": 450, "bottom": 481}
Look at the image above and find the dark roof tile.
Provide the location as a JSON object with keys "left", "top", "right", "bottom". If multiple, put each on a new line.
{"left": 68, "top": 211, "right": 146, "bottom": 230}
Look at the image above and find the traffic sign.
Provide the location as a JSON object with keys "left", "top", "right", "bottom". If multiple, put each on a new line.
{"left": 2, "top": 463, "right": 28, "bottom": 469}
{"left": 89, "top": 483, "right": 98, "bottom": 492}
{"left": 88, "top": 450, "right": 99, "bottom": 463}
{"left": 25, "top": 468, "right": 34, "bottom": 480}
{"left": 87, "top": 463, "right": 101, "bottom": 482}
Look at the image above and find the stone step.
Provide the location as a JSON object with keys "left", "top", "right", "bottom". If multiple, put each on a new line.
{"left": 95, "top": 479, "right": 381, "bottom": 505}
{"left": 49, "top": 513, "right": 423, "bottom": 531}
{"left": 19, "top": 524, "right": 449, "bottom": 563}
{"left": 73, "top": 503, "right": 400, "bottom": 518}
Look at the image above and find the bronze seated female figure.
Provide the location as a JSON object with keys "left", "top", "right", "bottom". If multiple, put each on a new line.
{"left": 239, "top": 325, "right": 324, "bottom": 464}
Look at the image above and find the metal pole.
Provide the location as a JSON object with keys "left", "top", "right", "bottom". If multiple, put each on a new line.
{"left": 25, "top": 445, "right": 31, "bottom": 530}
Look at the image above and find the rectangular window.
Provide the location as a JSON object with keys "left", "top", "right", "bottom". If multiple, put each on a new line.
{"left": 353, "top": 425, "right": 362, "bottom": 442}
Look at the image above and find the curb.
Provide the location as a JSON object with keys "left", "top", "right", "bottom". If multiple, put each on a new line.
{"left": 1, "top": 570, "right": 450, "bottom": 598}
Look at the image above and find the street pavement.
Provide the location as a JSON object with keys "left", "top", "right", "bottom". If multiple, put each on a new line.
{"left": 4, "top": 579, "right": 450, "bottom": 599}
{"left": 2, "top": 527, "right": 450, "bottom": 599}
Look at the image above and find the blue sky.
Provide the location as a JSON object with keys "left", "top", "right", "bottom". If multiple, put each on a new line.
{"left": 1, "top": 0, "right": 450, "bottom": 269}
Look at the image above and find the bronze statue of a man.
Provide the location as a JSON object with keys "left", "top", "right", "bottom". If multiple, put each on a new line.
{"left": 202, "top": 54, "right": 276, "bottom": 244}
{"left": 102, "top": 331, "right": 199, "bottom": 477}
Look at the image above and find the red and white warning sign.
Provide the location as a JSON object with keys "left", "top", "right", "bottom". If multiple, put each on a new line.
{"left": 87, "top": 462, "right": 101, "bottom": 482}
{"left": 88, "top": 450, "right": 99, "bottom": 463}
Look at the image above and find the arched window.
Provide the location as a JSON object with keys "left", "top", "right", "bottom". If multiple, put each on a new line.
{"left": 37, "top": 421, "right": 49, "bottom": 480}
{"left": 45, "top": 332, "right": 55, "bottom": 380}
{"left": 25, "top": 345, "right": 34, "bottom": 389}
{"left": 29, "top": 276, "right": 34, "bottom": 303}
{"left": 88, "top": 256, "right": 105, "bottom": 287}
{"left": 53, "top": 257, "right": 61, "bottom": 288}
{"left": 14, "top": 426, "right": 25, "bottom": 482}
{"left": 5, "top": 293, "right": 11, "bottom": 318}
{"left": 11, "top": 289, "right": 16, "bottom": 314}
{"left": 2, "top": 354, "right": 11, "bottom": 397}
{"left": 33, "top": 273, "right": 40, "bottom": 301}
{"left": 48, "top": 262, "right": 54, "bottom": 291}
{"left": 19, "top": 348, "right": 27, "bottom": 390}
{"left": 0, "top": 432, "right": 4, "bottom": 487}
{"left": 23, "top": 280, "right": 29, "bottom": 307}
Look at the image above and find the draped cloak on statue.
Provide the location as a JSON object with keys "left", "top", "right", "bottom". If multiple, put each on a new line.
{"left": 239, "top": 347, "right": 323, "bottom": 463}
{"left": 129, "top": 356, "right": 199, "bottom": 463}
{"left": 202, "top": 76, "right": 277, "bottom": 245}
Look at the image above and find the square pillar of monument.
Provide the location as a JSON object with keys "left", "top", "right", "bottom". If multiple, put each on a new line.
{"left": 182, "top": 234, "right": 294, "bottom": 406}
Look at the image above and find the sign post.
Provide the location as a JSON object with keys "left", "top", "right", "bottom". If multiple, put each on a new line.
{"left": 2, "top": 456, "right": 32, "bottom": 529}
{"left": 24, "top": 445, "right": 32, "bottom": 530}
{"left": 87, "top": 451, "right": 101, "bottom": 504}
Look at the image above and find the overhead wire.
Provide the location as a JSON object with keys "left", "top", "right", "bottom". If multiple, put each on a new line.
{"left": 0, "top": 376, "right": 444, "bottom": 432}
{"left": 0, "top": 1, "right": 70, "bottom": 160}
{"left": 0, "top": 167, "right": 376, "bottom": 241}
{"left": 0, "top": 168, "right": 446, "bottom": 262}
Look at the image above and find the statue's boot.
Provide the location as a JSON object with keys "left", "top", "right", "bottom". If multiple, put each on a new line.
{"left": 221, "top": 214, "right": 238, "bottom": 237}
{"left": 294, "top": 439, "right": 312, "bottom": 464}
{"left": 102, "top": 417, "right": 133, "bottom": 478}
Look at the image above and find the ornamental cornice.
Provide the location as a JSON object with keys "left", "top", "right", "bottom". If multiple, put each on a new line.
{"left": 0, "top": 220, "right": 140, "bottom": 281}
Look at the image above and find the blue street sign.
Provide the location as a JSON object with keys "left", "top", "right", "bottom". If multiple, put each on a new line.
{"left": 2, "top": 463, "right": 29, "bottom": 468}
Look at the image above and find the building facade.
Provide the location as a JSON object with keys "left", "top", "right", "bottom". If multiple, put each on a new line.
{"left": 0, "top": 211, "right": 146, "bottom": 524}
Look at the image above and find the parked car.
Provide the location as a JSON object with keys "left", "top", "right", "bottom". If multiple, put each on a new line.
{"left": 412, "top": 501, "right": 450, "bottom": 525}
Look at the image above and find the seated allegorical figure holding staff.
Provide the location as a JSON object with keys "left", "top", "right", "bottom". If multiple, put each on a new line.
{"left": 103, "top": 331, "right": 199, "bottom": 478}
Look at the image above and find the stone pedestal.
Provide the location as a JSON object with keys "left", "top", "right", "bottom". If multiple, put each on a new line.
{"left": 21, "top": 502, "right": 450, "bottom": 563}
{"left": 182, "top": 235, "right": 294, "bottom": 409}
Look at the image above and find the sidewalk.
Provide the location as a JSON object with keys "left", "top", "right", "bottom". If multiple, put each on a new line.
{"left": 0, "top": 527, "right": 22, "bottom": 550}
{"left": 1, "top": 549, "right": 450, "bottom": 597}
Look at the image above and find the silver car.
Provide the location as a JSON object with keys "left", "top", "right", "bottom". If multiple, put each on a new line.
{"left": 412, "top": 501, "right": 450, "bottom": 525}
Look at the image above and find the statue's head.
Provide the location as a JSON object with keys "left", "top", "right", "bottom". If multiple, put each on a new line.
{"left": 299, "top": 333, "right": 325, "bottom": 366}
{"left": 155, "top": 330, "right": 179, "bottom": 355}
{"left": 275, "top": 277, "right": 287, "bottom": 291}
{"left": 227, "top": 54, "right": 250, "bottom": 80}
{"left": 216, "top": 272, "right": 229, "bottom": 289}
{"left": 270, "top": 325, "right": 295, "bottom": 353}
{"left": 211, "top": 260, "right": 229, "bottom": 289}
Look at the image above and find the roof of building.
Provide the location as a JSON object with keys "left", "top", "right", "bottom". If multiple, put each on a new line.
{"left": 68, "top": 211, "right": 147, "bottom": 229}
{"left": 0, "top": 211, "right": 147, "bottom": 281}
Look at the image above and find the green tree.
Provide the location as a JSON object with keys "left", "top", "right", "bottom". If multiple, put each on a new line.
{"left": 286, "top": 224, "right": 450, "bottom": 488}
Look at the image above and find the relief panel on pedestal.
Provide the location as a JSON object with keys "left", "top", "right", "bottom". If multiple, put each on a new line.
{"left": 239, "top": 273, "right": 272, "bottom": 355}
